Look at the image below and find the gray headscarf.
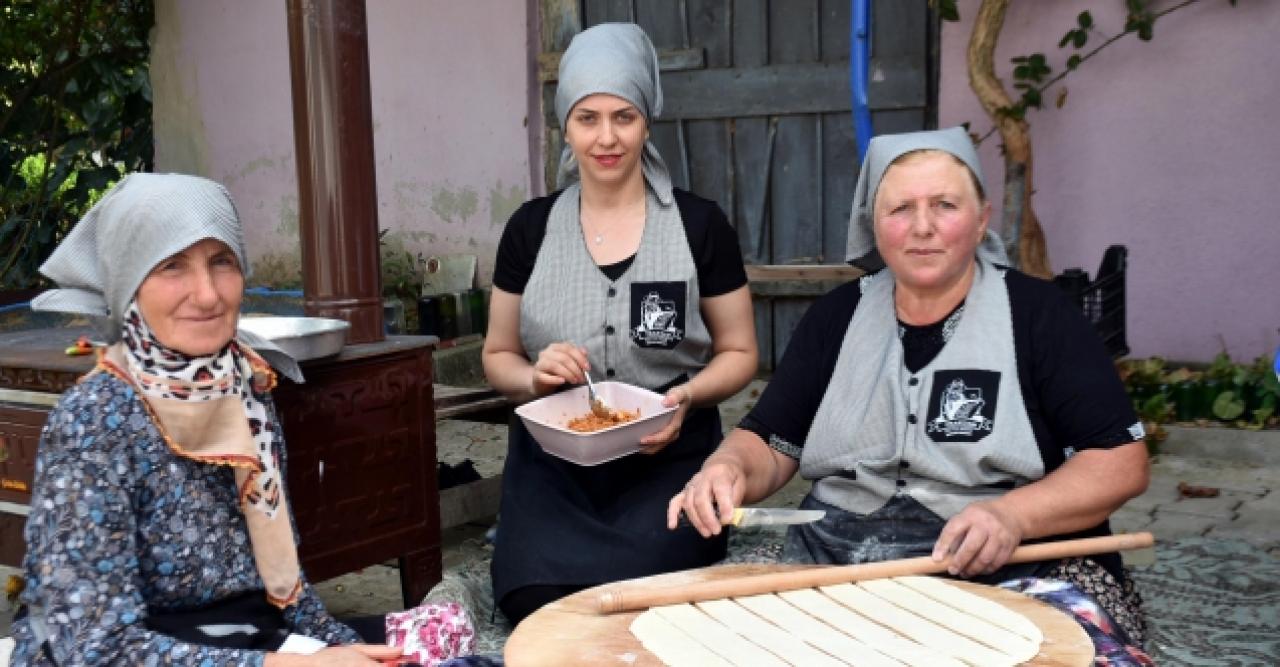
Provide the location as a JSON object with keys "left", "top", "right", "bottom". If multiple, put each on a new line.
{"left": 844, "top": 126, "right": 1007, "bottom": 267}
{"left": 31, "top": 173, "right": 303, "bottom": 381}
{"left": 554, "top": 23, "right": 674, "bottom": 206}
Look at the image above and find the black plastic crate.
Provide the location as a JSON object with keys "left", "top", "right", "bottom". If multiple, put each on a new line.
{"left": 1054, "top": 245, "right": 1129, "bottom": 358}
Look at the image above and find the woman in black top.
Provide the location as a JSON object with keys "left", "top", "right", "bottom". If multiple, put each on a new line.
{"left": 669, "top": 128, "right": 1152, "bottom": 661}
{"left": 483, "top": 23, "right": 757, "bottom": 626}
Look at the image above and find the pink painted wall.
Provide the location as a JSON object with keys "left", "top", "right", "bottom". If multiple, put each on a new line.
{"left": 151, "top": 0, "right": 532, "bottom": 288}
{"left": 940, "top": 0, "right": 1280, "bottom": 363}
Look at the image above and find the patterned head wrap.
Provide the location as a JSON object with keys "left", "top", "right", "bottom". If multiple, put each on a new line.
{"left": 554, "top": 22, "right": 674, "bottom": 205}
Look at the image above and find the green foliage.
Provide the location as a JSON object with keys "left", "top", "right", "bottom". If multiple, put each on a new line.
{"left": 1116, "top": 356, "right": 1165, "bottom": 386}
{"left": 0, "top": 0, "right": 155, "bottom": 290}
{"left": 1205, "top": 350, "right": 1237, "bottom": 382}
{"left": 1212, "top": 390, "right": 1245, "bottom": 420}
{"left": 931, "top": 0, "right": 960, "bottom": 23}
{"left": 1124, "top": 0, "right": 1157, "bottom": 41}
{"left": 1138, "top": 392, "right": 1174, "bottom": 424}
{"left": 1120, "top": 352, "right": 1279, "bottom": 429}
{"left": 378, "top": 229, "right": 424, "bottom": 301}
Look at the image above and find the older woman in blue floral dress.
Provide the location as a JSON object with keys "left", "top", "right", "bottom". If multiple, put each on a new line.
{"left": 7, "top": 174, "right": 418, "bottom": 666}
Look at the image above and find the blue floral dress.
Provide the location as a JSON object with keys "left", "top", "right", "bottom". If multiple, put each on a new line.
{"left": 10, "top": 372, "right": 360, "bottom": 665}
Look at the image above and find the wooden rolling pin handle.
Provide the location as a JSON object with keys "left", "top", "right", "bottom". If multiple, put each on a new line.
{"left": 596, "top": 531, "right": 1153, "bottom": 614}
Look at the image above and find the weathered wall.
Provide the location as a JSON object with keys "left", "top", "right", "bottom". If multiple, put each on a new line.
{"left": 151, "top": 0, "right": 532, "bottom": 289}
{"left": 940, "top": 0, "right": 1279, "bottom": 362}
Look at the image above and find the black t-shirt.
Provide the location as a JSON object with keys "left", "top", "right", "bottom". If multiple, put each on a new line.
{"left": 740, "top": 269, "right": 1140, "bottom": 472}
{"left": 492, "top": 188, "right": 748, "bottom": 297}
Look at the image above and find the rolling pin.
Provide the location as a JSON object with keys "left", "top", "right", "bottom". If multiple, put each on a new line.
{"left": 595, "top": 531, "right": 1153, "bottom": 614}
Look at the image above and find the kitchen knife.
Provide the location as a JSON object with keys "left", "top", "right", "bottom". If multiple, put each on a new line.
{"left": 678, "top": 507, "right": 825, "bottom": 529}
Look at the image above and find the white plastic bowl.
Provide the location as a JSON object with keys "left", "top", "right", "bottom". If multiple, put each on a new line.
{"left": 515, "top": 381, "right": 677, "bottom": 466}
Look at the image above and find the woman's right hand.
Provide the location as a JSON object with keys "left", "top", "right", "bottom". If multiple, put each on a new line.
{"left": 530, "top": 342, "right": 591, "bottom": 397}
{"left": 268, "top": 644, "right": 402, "bottom": 666}
{"left": 666, "top": 460, "right": 748, "bottom": 538}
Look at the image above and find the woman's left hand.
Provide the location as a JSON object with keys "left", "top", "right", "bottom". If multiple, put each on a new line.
{"left": 932, "top": 499, "right": 1025, "bottom": 578}
{"left": 638, "top": 384, "right": 694, "bottom": 454}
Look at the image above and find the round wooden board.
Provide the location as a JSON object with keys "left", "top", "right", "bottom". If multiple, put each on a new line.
{"left": 505, "top": 563, "right": 1094, "bottom": 666}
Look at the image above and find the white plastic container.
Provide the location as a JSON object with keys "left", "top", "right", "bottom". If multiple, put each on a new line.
{"left": 515, "top": 381, "right": 677, "bottom": 465}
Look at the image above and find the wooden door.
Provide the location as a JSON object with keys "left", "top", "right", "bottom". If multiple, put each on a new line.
{"left": 539, "top": 1, "right": 936, "bottom": 369}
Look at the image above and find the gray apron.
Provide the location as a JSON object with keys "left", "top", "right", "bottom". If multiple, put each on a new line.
{"left": 786, "top": 260, "right": 1043, "bottom": 577}
{"left": 493, "top": 185, "right": 726, "bottom": 603}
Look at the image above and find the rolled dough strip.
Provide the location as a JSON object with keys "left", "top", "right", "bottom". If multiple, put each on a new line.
{"left": 822, "top": 584, "right": 1016, "bottom": 666}
{"left": 651, "top": 603, "right": 789, "bottom": 667}
{"left": 778, "top": 589, "right": 965, "bottom": 667}
{"left": 860, "top": 579, "right": 1039, "bottom": 663}
{"left": 894, "top": 576, "right": 1043, "bottom": 643}
{"left": 735, "top": 594, "right": 906, "bottom": 667}
{"left": 696, "top": 598, "right": 849, "bottom": 666}
{"left": 630, "top": 610, "right": 734, "bottom": 667}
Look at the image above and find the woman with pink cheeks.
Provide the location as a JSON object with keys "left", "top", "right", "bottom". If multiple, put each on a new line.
{"left": 873, "top": 149, "right": 991, "bottom": 322}
{"left": 671, "top": 128, "right": 1153, "bottom": 661}
{"left": 484, "top": 23, "right": 756, "bottom": 626}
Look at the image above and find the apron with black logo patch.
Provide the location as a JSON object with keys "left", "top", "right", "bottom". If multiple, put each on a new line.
{"left": 800, "top": 260, "right": 1043, "bottom": 522}
{"left": 630, "top": 281, "right": 686, "bottom": 349}
{"left": 496, "top": 184, "right": 725, "bottom": 604}
{"left": 925, "top": 369, "right": 1000, "bottom": 443}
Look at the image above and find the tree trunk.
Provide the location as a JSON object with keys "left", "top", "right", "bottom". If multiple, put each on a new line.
{"left": 966, "top": 0, "right": 1052, "bottom": 278}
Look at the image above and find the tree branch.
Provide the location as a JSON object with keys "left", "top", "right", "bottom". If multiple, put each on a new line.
{"left": 974, "top": 0, "right": 1206, "bottom": 144}
{"left": 1032, "top": 0, "right": 1203, "bottom": 97}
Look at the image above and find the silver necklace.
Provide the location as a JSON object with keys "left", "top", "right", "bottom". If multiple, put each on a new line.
{"left": 581, "top": 213, "right": 607, "bottom": 245}
{"left": 582, "top": 199, "right": 644, "bottom": 246}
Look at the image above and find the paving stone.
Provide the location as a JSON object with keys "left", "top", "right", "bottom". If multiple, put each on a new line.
{"left": 1204, "top": 517, "right": 1280, "bottom": 550}
{"left": 1238, "top": 490, "right": 1280, "bottom": 515}
{"left": 1145, "top": 509, "right": 1219, "bottom": 539}
{"left": 1150, "top": 456, "right": 1277, "bottom": 495}
{"left": 1161, "top": 425, "right": 1280, "bottom": 466}
{"left": 1121, "top": 474, "right": 1186, "bottom": 513}
{"left": 1160, "top": 491, "right": 1246, "bottom": 519}
{"left": 1110, "top": 507, "right": 1154, "bottom": 533}
{"left": 1121, "top": 545, "right": 1157, "bottom": 568}
{"left": 436, "top": 419, "right": 508, "bottom": 478}
{"left": 313, "top": 564, "right": 406, "bottom": 616}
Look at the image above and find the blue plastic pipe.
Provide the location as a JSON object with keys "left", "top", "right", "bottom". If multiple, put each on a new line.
{"left": 851, "top": 0, "right": 873, "bottom": 163}
{"left": 245, "top": 286, "right": 304, "bottom": 298}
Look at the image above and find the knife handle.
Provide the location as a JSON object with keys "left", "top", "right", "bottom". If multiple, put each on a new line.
{"left": 675, "top": 507, "right": 743, "bottom": 528}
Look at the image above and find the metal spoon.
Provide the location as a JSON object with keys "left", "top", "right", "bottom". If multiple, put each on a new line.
{"left": 583, "top": 367, "right": 615, "bottom": 420}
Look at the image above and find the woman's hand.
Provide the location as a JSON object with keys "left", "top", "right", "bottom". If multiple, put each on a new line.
{"left": 931, "top": 441, "right": 1150, "bottom": 578}
{"left": 530, "top": 342, "right": 591, "bottom": 397}
{"left": 638, "top": 384, "right": 693, "bottom": 454}
{"left": 666, "top": 459, "right": 747, "bottom": 538}
{"left": 932, "top": 499, "right": 1025, "bottom": 578}
{"left": 267, "top": 644, "right": 402, "bottom": 666}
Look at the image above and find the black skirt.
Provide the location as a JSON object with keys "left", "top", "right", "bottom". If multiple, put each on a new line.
{"left": 491, "top": 405, "right": 729, "bottom": 604}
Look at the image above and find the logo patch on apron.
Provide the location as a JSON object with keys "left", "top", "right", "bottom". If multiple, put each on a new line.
{"left": 926, "top": 370, "right": 999, "bottom": 442}
{"left": 630, "top": 282, "right": 685, "bottom": 349}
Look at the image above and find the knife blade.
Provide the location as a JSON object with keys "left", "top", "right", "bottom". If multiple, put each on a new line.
{"left": 731, "top": 507, "right": 825, "bottom": 528}
{"left": 677, "top": 507, "right": 825, "bottom": 529}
